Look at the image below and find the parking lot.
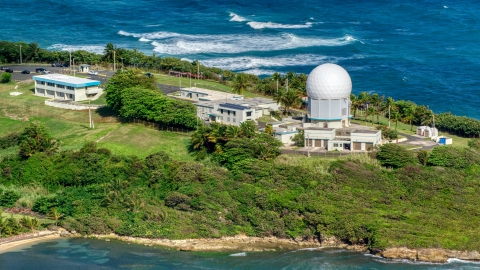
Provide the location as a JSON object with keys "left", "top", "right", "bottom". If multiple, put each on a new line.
{"left": 0, "top": 65, "right": 114, "bottom": 84}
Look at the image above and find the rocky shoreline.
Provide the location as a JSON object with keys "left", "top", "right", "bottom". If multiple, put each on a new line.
{"left": 83, "top": 233, "right": 480, "bottom": 263}
{"left": 2, "top": 230, "right": 479, "bottom": 264}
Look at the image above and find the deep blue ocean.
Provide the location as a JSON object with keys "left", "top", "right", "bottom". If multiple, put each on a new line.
{"left": 2, "top": 0, "right": 480, "bottom": 118}
{"left": 0, "top": 238, "right": 479, "bottom": 270}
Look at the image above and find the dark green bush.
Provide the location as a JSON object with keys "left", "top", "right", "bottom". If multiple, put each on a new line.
{"left": 376, "top": 144, "right": 417, "bottom": 168}
{"left": 428, "top": 146, "right": 480, "bottom": 168}
{"left": 32, "top": 196, "right": 58, "bottom": 214}
{"left": 0, "top": 190, "right": 20, "bottom": 207}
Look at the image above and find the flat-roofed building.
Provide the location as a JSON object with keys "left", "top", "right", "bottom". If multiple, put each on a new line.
{"left": 179, "top": 87, "right": 244, "bottom": 102}
{"left": 196, "top": 97, "right": 280, "bottom": 126}
{"left": 33, "top": 74, "right": 101, "bottom": 101}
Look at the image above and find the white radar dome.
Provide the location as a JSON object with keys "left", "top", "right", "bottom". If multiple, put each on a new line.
{"left": 306, "top": 63, "right": 352, "bottom": 99}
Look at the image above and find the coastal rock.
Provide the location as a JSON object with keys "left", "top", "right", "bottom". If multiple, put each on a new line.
{"left": 417, "top": 248, "right": 448, "bottom": 263}
{"left": 178, "top": 245, "right": 194, "bottom": 251}
{"left": 381, "top": 247, "right": 417, "bottom": 261}
{"left": 60, "top": 231, "right": 71, "bottom": 237}
{"left": 446, "top": 250, "right": 480, "bottom": 261}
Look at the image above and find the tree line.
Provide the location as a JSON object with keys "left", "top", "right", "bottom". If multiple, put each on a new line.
{"left": 105, "top": 69, "right": 197, "bottom": 129}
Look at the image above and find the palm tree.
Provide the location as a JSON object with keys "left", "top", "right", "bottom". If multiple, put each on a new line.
{"left": 402, "top": 104, "right": 417, "bottom": 131}
{"left": 20, "top": 217, "right": 38, "bottom": 232}
{"left": 26, "top": 42, "right": 40, "bottom": 63}
{"left": 392, "top": 110, "right": 401, "bottom": 130}
{"left": 350, "top": 94, "right": 361, "bottom": 119}
{"left": 232, "top": 73, "right": 248, "bottom": 95}
{"left": 103, "top": 43, "right": 117, "bottom": 63}
{"left": 368, "top": 106, "right": 376, "bottom": 125}
{"left": 274, "top": 88, "right": 302, "bottom": 115}
{"left": 359, "top": 92, "right": 371, "bottom": 121}
{"left": 48, "top": 208, "right": 64, "bottom": 226}
{"left": 225, "top": 125, "right": 241, "bottom": 139}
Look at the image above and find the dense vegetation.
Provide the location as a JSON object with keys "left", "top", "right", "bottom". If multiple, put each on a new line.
{"left": 105, "top": 69, "right": 197, "bottom": 128}
{"left": 0, "top": 122, "right": 480, "bottom": 252}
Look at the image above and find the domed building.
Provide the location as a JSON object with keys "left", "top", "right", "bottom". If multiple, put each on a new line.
{"left": 302, "top": 63, "right": 382, "bottom": 151}
{"left": 306, "top": 63, "right": 352, "bottom": 128}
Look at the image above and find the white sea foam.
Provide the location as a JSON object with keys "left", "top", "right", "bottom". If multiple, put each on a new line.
{"left": 229, "top": 12, "right": 248, "bottom": 22}
{"left": 139, "top": 37, "right": 151, "bottom": 42}
{"left": 148, "top": 33, "right": 357, "bottom": 55}
{"left": 447, "top": 258, "right": 480, "bottom": 264}
{"left": 242, "top": 69, "right": 279, "bottom": 76}
{"left": 229, "top": 252, "right": 247, "bottom": 257}
{"left": 47, "top": 44, "right": 105, "bottom": 54}
{"left": 247, "top": 21, "right": 312, "bottom": 29}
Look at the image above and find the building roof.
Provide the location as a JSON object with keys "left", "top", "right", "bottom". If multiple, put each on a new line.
{"left": 33, "top": 74, "right": 100, "bottom": 87}
{"left": 351, "top": 129, "right": 380, "bottom": 134}
{"left": 305, "top": 127, "right": 335, "bottom": 131}
{"left": 181, "top": 87, "right": 243, "bottom": 101}
{"left": 219, "top": 103, "right": 250, "bottom": 110}
{"left": 196, "top": 97, "right": 278, "bottom": 111}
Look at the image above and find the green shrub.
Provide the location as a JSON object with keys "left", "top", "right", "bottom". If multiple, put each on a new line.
{"left": 417, "top": 150, "right": 429, "bottom": 166}
{"left": 0, "top": 133, "right": 20, "bottom": 149}
{"left": 32, "top": 196, "right": 58, "bottom": 214}
{"left": 0, "top": 190, "right": 20, "bottom": 207}
{"left": 376, "top": 144, "right": 417, "bottom": 168}
{"left": 0, "top": 73, "right": 11, "bottom": 83}
{"left": 428, "top": 146, "right": 480, "bottom": 168}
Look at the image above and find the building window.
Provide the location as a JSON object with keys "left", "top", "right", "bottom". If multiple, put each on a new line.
{"left": 233, "top": 111, "right": 236, "bottom": 116}
{"left": 227, "top": 117, "right": 230, "bottom": 122}
{"left": 56, "top": 84, "right": 65, "bottom": 88}
{"left": 196, "top": 94, "right": 198, "bottom": 97}
{"left": 66, "top": 86, "right": 74, "bottom": 90}
{"left": 246, "top": 111, "right": 252, "bottom": 117}
{"left": 47, "top": 82, "right": 55, "bottom": 87}
{"left": 342, "top": 108, "right": 347, "bottom": 116}
{"left": 334, "top": 143, "right": 338, "bottom": 147}
{"left": 220, "top": 109, "right": 223, "bottom": 114}
{"left": 228, "top": 111, "right": 230, "bottom": 115}
{"left": 233, "top": 118, "right": 236, "bottom": 123}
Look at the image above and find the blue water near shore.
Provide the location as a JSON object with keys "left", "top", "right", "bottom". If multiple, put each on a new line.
{"left": 0, "top": 238, "right": 479, "bottom": 269}
{"left": 1, "top": 0, "right": 479, "bottom": 119}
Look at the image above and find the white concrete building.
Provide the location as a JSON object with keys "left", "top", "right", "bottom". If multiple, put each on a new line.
{"left": 302, "top": 63, "right": 381, "bottom": 151}
{"left": 196, "top": 97, "right": 279, "bottom": 126}
{"left": 33, "top": 74, "right": 101, "bottom": 101}
{"left": 179, "top": 87, "right": 244, "bottom": 102}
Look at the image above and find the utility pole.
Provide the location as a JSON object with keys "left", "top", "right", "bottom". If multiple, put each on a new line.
{"left": 73, "top": 58, "right": 75, "bottom": 77}
{"left": 113, "top": 51, "right": 116, "bottom": 72}
{"left": 388, "top": 105, "right": 391, "bottom": 128}
{"left": 89, "top": 98, "right": 92, "bottom": 128}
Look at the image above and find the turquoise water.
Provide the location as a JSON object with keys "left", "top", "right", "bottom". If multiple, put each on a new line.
{"left": 1, "top": 0, "right": 480, "bottom": 118}
{"left": 0, "top": 238, "right": 479, "bottom": 269}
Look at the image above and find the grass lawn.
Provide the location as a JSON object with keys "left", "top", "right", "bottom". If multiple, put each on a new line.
{"left": 0, "top": 81, "right": 194, "bottom": 161}
{"left": 77, "top": 92, "right": 107, "bottom": 105}
{"left": 154, "top": 73, "right": 266, "bottom": 98}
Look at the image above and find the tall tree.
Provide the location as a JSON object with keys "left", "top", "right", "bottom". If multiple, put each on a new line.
{"left": 232, "top": 73, "right": 248, "bottom": 95}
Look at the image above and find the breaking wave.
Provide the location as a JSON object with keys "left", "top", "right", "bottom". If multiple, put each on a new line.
{"left": 229, "top": 252, "right": 247, "bottom": 257}
{"left": 138, "top": 32, "right": 358, "bottom": 55}
{"left": 229, "top": 12, "right": 248, "bottom": 22}
{"left": 247, "top": 21, "right": 312, "bottom": 29}
{"left": 47, "top": 44, "right": 105, "bottom": 54}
